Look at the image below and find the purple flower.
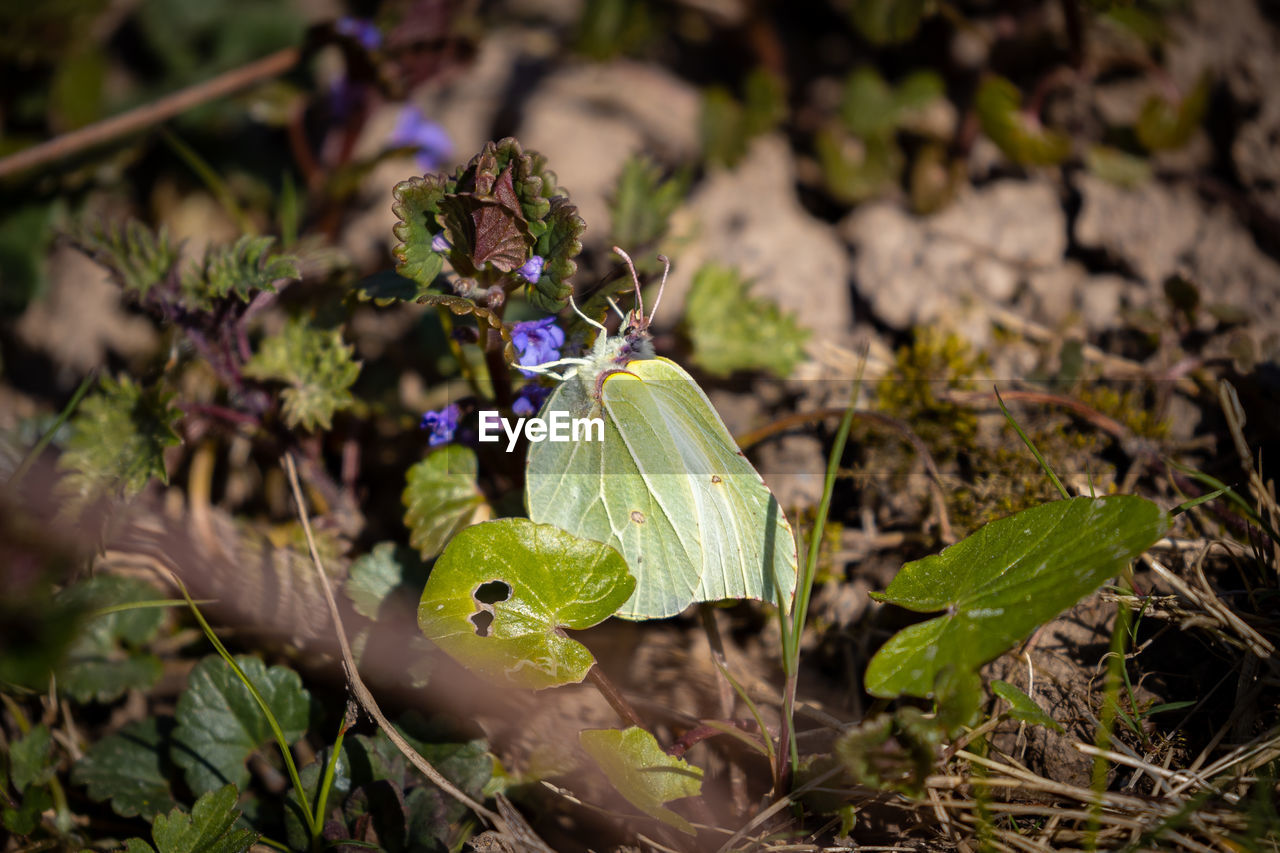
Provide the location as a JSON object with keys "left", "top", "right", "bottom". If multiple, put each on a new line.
{"left": 420, "top": 403, "right": 461, "bottom": 447}
{"left": 512, "top": 384, "right": 551, "bottom": 416}
{"left": 431, "top": 232, "right": 452, "bottom": 253}
{"left": 335, "top": 17, "right": 382, "bottom": 51}
{"left": 516, "top": 255, "right": 545, "bottom": 285}
{"left": 511, "top": 317, "right": 565, "bottom": 376}
{"left": 390, "top": 106, "right": 453, "bottom": 172}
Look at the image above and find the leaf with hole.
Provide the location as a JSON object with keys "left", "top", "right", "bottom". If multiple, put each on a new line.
{"left": 417, "top": 518, "right": 634, "bottom": 689}
{"left": 580, "top": 727, "right": 703, "bottom": 835}
{"left": 865, "top": 495, "right": 1169, "bottom": 698}
{"left": 170, "top": 655, "right": 312, "bottom": 795}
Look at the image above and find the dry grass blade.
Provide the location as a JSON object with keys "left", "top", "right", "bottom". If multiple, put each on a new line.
{"left": 282, "top": 453, "right": 561, "bottom": 850}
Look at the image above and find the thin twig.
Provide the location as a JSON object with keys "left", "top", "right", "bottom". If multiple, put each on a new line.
{"left": 0, "top": 48, "right": 300, "bottom": 179}
{"left": 281, "top": 453, "right": 500, "bottom": 825}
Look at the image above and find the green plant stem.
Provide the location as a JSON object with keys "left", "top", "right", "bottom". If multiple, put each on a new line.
{"left": 995, "top": 386, "right": 1070, "bottom": 500}
{"left": 435, "top": 307, "right": 485, "bottom": 399}
{"left": 1087, "top": 579, "right": 1134, "bottom": 850}
{"left": 10, "top": 370, "right": 97, "bottom": 487}
{"left": 170, "top": 575, "right": 319, "bottom": 839}
{"left": 312, "top": 718, "right": 349, "bottom": 849}
{"left": 778, "top": 369, "right": 862, "bottom": 792}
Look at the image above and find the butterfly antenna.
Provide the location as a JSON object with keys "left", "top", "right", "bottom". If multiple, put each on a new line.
{"left": 568, "top": 294, "right": 606, "bottom": 334}
{"left": 612, "top": 245, "right": 644, "bottom": 323}
{"left": 649, "top": 254, "right": 671, "bottom": 325}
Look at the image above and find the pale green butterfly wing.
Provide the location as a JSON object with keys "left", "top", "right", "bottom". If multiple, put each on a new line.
{"left": 526, "top": 355, "right": 798, "bottom": 620}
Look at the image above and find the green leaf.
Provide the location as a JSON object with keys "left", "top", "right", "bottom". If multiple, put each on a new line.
{"left": 865, "top": 495, "right": 1169, "bottom": 698}
{"left": 391, "top": 173, "right": 451, "bottom": 288}
{"left": 975, "top": 76, "right": 1071, "bottom": 167}
{"left": 529, "top": 196, "right": 585, "bottom": 313}
{"left": 403, "top": 446, "right": 489, "bottom": 561}
{"left": 2, "top": 783, "right": 52, "bottom": 836}
{"left": 354, "top": 270, "right": 438, "bottom": 305}
{"left": 1085, "top": 144, "right": 1152, "bottom": 188}
{"left": 991, "top": 680, "right": 1065, "bottom": 733}
{"left": 742, "top": 67, "right": 787, "bottom": 137}
{"left": 700, "top": 86, "right": 747, "bottom": 168}
{"left": 0, "top": 201, "right": 62, "bottom": 315}
{"left": 579, "top": 727, "right": 703, "bottom": 835}
{"left": 841, "top": 67, "right": 943, "bottom": 138}
{"left": 817, "top": 125, "right": 903, "bottom": 203}
{"left": 57, "top": 373, "right": 182, "bottom": 507}
{"left": 346, "top": 542, "right": 429, "bottom": 620}
{"left": 171, "top": 655, "right": 312, "bottom": 795}
{"left": 244, "top": 317, "right": 361, "bottom": 431}
{"left": 127, "top": 784, "right": 259, "bottom": 853}
{"left": 72, "top": 717, "right": 179, "bottom": 819}
{"left": 56, "top": 575, "right": 168, "bottom": 703}
{"left": 683, "top": 264, "right": 809, "bottom": 377}
{"left": 66, "top": 219, "right": 180, "bottom": 301}
{"left": 847, "top": 0, "right": 928, "bottom": 44}
{"left": 833, "top": 707, "right": 941, "bottom": 797}
{"left": 607, "top": 155, "right": 689, "bottom": 251}
{"left": 417, "top": 518, "right": 634, "bottom": 689}
{"left": 1136, "top": 74, "right": 1209, "bottom": 152}
{"left": 181, "top": 235, "right": 299, "bottom": 311}
{"left": 8, "top": 725, "right": 54, "bottom": 793}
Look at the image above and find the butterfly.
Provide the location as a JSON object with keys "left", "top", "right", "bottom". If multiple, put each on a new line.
{"left": 523, "top": 248, "right": 798, "bottom": 620}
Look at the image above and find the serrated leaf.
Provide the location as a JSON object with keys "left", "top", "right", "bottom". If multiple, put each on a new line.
{"left": 458, "top": 138, "right": 553, "bottom": 229}
{"left": 8, "top": 725, "right": 54, "bottom": 793}
{"left": 72, "top": 717, "right": 179, "bottom": 819}
{"left": 1136, "top": 74, "right": 1209, "bottom": 152}
{"left": 244, "top": 318, "right": 361, "bottom": 431}
{"left": 127, "top": 784, "right": 258, "bottom": 853}
{"left": 1085, "top": 144, "right": 1152, "bottom": 188}
{"left": 865, "top": 496, "right": 1169, "bottom": 698}
{"left": 683, "top": 264, "right": 809, "bottom": 377}
{"left": 742, "top": 67, "right": 787, "bottom": 137}
{"left": 403, "top": 446, "right": 489, "bottom": 561}
{"left": 57, "top": 374, "right": 182, "bottom": 507}
{"left": 975, "top": 76, "right": 1072, "bottom": 167}
{"left": 56, "top": 575, "right": 168, "bottom": 703}
{"left": 171, "top": 655, "right": 312, "bottom": 795}
{"left": 391, "top": 173, "right": 451, "bottom": 287}
{"left": 346, "top": 542, "right": 429, "bottom": 620}
{"left": 847, "top": 0, "right": 927, "bottom": 44}
{"left": 608, "top": 155, "right": 689, "bottom": 251}
{"left": 579, "top": 727, "right": 703, "bottom": 835}
{"left": 991, "top": 680, "right": 1065, "bottom": 733}
{"left": 418, "top": 519, "right": 634, "bottom": 689}
{"left": 66, "top": 219, "right": 180, "bottom": 301}
{"left": 439, "top": 191, "right": 531, "bottom": 274}
{"left": 530, "top": 196, "right": 584, "bottom": 312}
{"left": 181, "top": 235, "right": 298, "bottom": 310}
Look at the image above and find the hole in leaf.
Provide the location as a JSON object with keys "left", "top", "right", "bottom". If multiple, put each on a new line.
{"left": 474, "top": 580, "right": 511, "bottom": 604}
{"left": 470, "top": 610, "right": 495, "bottom": 637}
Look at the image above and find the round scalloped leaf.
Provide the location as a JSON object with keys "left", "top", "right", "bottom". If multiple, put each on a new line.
{"left": 391, "top": 174, "right": 452, "bottom": 287}
{"left": 72, "top": 717, "right": 178, "bottom": 819}
{"left": 459, "top": 138, "right": 553, "bottom": 228}
{"left": 403, "top": 446, "right": 490, "bottom": 561}
{"left": 579, "top": 727, "right": 704, "bottom": 835}
{"left": 528, "top": 197, "right": 584, "bottom": 312}
{"left": 417, "top": 518, "right": 634, "bottom": 690}
{"left": 865, "top": 495, "right": 1168, "bottom": 698}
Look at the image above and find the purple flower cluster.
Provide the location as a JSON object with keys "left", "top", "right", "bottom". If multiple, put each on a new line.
{"left": 420, "top": 403, "right": 460, "bottom": 447}
{"left": 511, "top": 316, "right": 564, "bottom": 377}
{"left": 335, "top": 17, "right": 382, "bottom": 51}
